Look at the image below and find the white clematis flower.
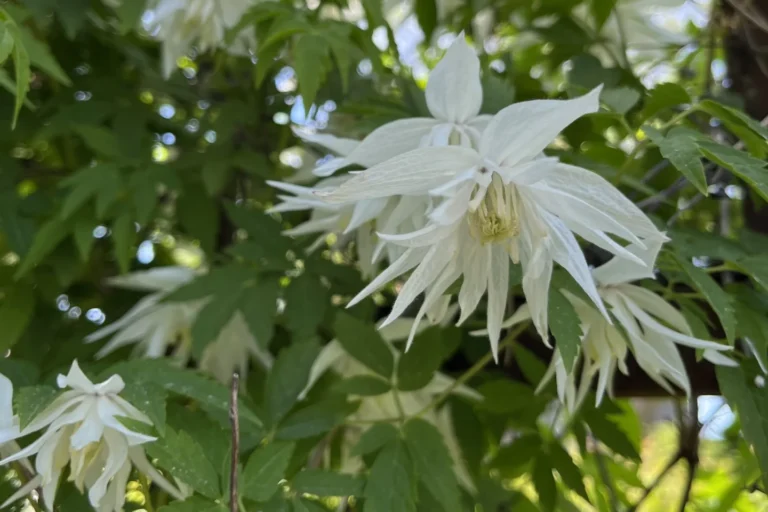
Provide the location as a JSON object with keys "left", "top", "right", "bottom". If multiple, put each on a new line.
{"left": 0, "top": 361, "right": 186, "bottom": 511}
{"left": 300, "top": 309, "right": 480, "bottom": 492}
{"left": 320, "top": 86, "right": 665, "bottom": 359}
{"left": 85, "top": 266, "right": 272, "bottom": 384}
{"left": 149, "top": 0, "right": 256, "bottom": 78}
{"left": 493, "top": 239, "right": 735, "bottom": 411}
{"left": 298, "top": 35, "right": 491, "bottom": 178}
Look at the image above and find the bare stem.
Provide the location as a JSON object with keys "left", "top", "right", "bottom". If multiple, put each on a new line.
{"left": 229, "top": 373, "right": 241, "bottom": 512}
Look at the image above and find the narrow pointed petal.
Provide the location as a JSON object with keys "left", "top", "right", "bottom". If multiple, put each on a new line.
{"left": 344, "top": 118, "right": 439, "bottom": 167}
{"left": 300, "top": 341, "right": 346, "bottom": 399}
{"left": 57, "top": 360, "right": 96, "bottom": 393}
{"left": 521, "top": 241, "right": 553, "bottom": 342}
{"left": 618, "top": 285, "right": 690, "bottom": 332}
{"left": 317, "top": 146, "right": 480, "bottom": 204}
{"left": 404, "top": 264, "right": 461, "bottom": 351}
{"left": 344, "top": 198, "right": 389, "bottom": 234}
{"left": 283, "top": 215, "right": 339, "bottom": 236}
{"left": 457, "top": 243, "right": 491, "bottom": 325}
{"left": 425, "top": 36, "right": 482, "bottom": 122}
{"left": 129, "top": 447, "right": 188, "bottom": 501}
{"left": 0, "top": 474, "right": 42, "bottom": 509}
{"left": 564, "top": 219, "right": 646, "bottom": 266}
{"left": 105, "top": 266, "right": 195, "bottom": 292}
{"left": 480, "top": 87, "right": 602, "bottom": 167}
{"left": 89, "top": 430, "right": 129, "bottom": 507}
{"left": 593, "top": 237, "right": 667, "bottom": 286}
{"left": 703, "top": 349, "right": 738, "bottom": 367}
{"left": 347, "top": 248, "right": 427, "bottom": 307}
{"left": 378, "top": 222, "right": 455, "bottom": 248}
{"left": 0, "top": 374, "right": 12, "bottom": 427}
{"left": 486, "top": 246, "right": 509, "bottom": 361}
{"left": 293, "top": 128, "right": 359, "bottom": 156}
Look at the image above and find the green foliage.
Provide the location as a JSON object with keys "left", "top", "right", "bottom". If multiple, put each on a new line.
{"left": 241, "top": 441, "right": 296, "bottom": 502}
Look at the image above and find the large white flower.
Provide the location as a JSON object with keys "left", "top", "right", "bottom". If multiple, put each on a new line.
{"left": 149, "top": 0, "right": 256, "bottom": 78}
{"left": 493, "top": 240, "right": 735, "bottom": 411}
{"left": 298, "top": 35, "right": 491, "bottom": 178}
{"left": 85, "top": 266, "right": 272, "bottom": 384}
{"left": 0, "top": 361, "right": 186, "bottom": 511}
{"left": 300, "top": 310, "right": 480, "bottom": 492}
{"left": 319, "top": 86, "right": 665, "bottom": 358}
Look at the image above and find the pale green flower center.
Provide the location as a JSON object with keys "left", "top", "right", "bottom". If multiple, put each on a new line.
{"left": 468, "top": 174, "right": 520, "bottom": 245}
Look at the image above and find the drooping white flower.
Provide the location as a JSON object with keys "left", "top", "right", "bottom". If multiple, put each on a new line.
{"left": 149, "top": 0, "right": 256, "bottom": 78}
{"left": 300, "top": 309, "right": 480, "bottom": 492}
{"left": 297, "top": 35, "right": 491, "bottom": 178}
{"left": 0, "top": 361, "right": 186, "bottom": 511}
{"left": 319, "top": 86, "right": 665, "bottom": 358}
{"left": 491, "top": 239, "right": 735, "bottom": 411}
{"left": 85, "top": 266, "right": 272, "bottom": 384}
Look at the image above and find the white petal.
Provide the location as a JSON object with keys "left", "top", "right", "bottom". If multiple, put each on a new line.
{"left": 314, "top": 157, "right": 351, "bottom": 177}
{"left": 85, "top": 294, "right": 161, "bottom": 344}
{"left": 404, "top": 263, "right": 461, "bottom": 351}
{"left": 533, "top": 163, "right": 664, "bottom": 241}
{"left": 293, "top": 128, "right": 359, "bottom": 156}
{"left": 344, "top": 198, "right": 389, "bottom": 234}
{"left": 480, "top": 87, "right": 602, "bottom": 167}
{"left": 0, "top": 374, "right": 13, "bottom": 427}
{"left": 457, "top": 243, "right": 491, "bottom": 325}
{"left": 0, "top": 474, "right": 42, "bottom": 509}
{"left": 21, "top": 393, "right": 85, "bottom": 436}
{"left": 70, "top": 402, "right": 105, "bottom": 450}
{"left": 347, "top": 248, "right": 427, "bottom": 307}
{"left": 620, "top": 295, "right": 731, "bottom": 351}
{"left": 96, "top": 400, "right": 156, "bottom": 446}
{"left": 299, "top": 341, "right": 346, "bottom": 400}
{"left": 425, "top": 35, "right": 482, "bottom": 123}
{"left": 283, "top": 215, "right": 339, "bottom": 236}
{"left": 129, "top": 447, "right": 188, "bottom": 501}
{"left": 593, "top": 237, "right": 667, "bottom": 286}
{"left": 382, "top": 239, "right": 457, "bottom": 327}
{"left": 564, "top": 220, "right": 646, "bottom": 266}
{"left": 105, "top": 266, "right": 195, "bottom": 292}
{"left": 521, "top": 239, "right": 553, "bottom": 342}
{"left": 703, "top": 349, "right": 739, "bottom": 367}
{"left": 543, "top": 211, "right": 609, "bottom": 320}
{"left": 88, "top": 429, "right": 129, "bottom": 507}
{"left": 486, "top": 246, "right": 509, "bottom": 361}
{"left": 617, "top": 285, "right": 690, "bottom": 333}
{"left": 317, "top": 146, "right": 481, "bottom": 204}
{"left": 345, "top": 118, "right": 439, "bottom": 167}
{"left": 466, "top": 114, "right": 492, "bottom": 133}
{"left": 57, "top": 360, "right": 97, "bottom": 393}
{"left": 378, "top": 222, "right": 455, "bottom": 248}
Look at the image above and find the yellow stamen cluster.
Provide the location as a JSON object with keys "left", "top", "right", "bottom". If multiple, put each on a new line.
{"left": 467, "top": 174, "right": 520, "bottom": 245}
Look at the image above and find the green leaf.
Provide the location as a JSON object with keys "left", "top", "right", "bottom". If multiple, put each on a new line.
{"left": 648, "top": 128, "right": 707, "bottom": 195}
{"left": 114, "top": 0, "right": 146, "bottom": 34}
{"left": 332, "top": 375, "right": 391, "bottom": 396}
{"left": 476, "top": 380, "right": 536, "bottom": 415}
{"left": 265, "top": 340, "right": 321, "bottom": 426}
{"left": 590, "top": 0, "right": 617, "bottom": 30}
{"left": 260, "top": 15, "right": 311, "bottom": 51}
{"left": 532, "top": 455, "right": 556, "bottom": 512}
{"left": 284, "top": 274, "right": 328, "bottom": 338}
{"left": 361, "top": 0, "right": 386, "bottom": 27}
{"left": 0, "top": 285, "right": 35, "bottom": 353}
{"left": 238, "top": 278, "right": 280, "bottom": 347}
{"left": 15, "top": 217, "right": 71, "bottom": 278}
{"left": 415, "top": 0, "right": 438, "bottom": 41}
{"left": 582, "top": 406, "right": 640, "bottom": 461}
{"left": 276, "top": 398, "right": 356, "bottom": 440}
{"left": 642, "top": 83, "right": 691, "bottom": 118}
{"left": 109, "top": 360, "right": 263, "bottom": 433}
{"left": 735, "top": 256, "right": 768, "bottom": 294}
{"left": 698, "top": 141, "right": 768, "bottom": 202}
{"left": 241, "top": 441, "right": 296, "bottom": 502}
{"left": 146, "top": 428, "right": 220, "bottom": 499}
{"left": 157, "top": 497, "right": 227, "bottom": 512}
{"left": 717, "top": 365, "right": 768, "bottom": 491}
{"left": 190, "top": 292, "right": 242, "bottom": 358}
{"left": 403, "top": 419, "right": 461, "bottom": 512}
{"left": 548, "top": 287, "right": 581, "bottom": 372}
{"left": 0, "top": 359, "right": 39, "bottom": 387}
{"left": 490, "top": 434, "right": 541, "bottom": 476}
{"left": 480, "top": 75, "right": 516, "bottom": 115}
{"left": 292, "top": 469, "right": 364, "bottom": 497}
{"left": 334, "top": 312, "right": 394, "bottom": 379}
{"left": 293, "top": 33, "right": 331, "bottom": 111}
{"left": 363, "top": 439, "right": 416, "bottom": 512}
{"left": 396, "top": 327, "right": 444, "bottom": 391}
{"left": 73, "top": 125, "right": 121, "bottom": 158}
{"left": 55, "top": 0, "right": 89, "bottom": 39}
{"left": 164, "top": 265, "right": 254, "bottom": 302}
{"left": 111, "top": 212, "right": 134, "bottom": 274}
{"left": 223, "top": 202, "right": 292, "bottom": 257}
{"left": 0, "top": 27, "right": 14, "bottom": 64}
{"left": 699, "top": 100, "right": 768, "bottom": 140}
{"left": 202, "top": 159, "right": 232, "bottom": 196}
{"left": 351, "top": 423, "right": 399, "bottom": 456}
{"left": 15, "top": 26, "right": 70, "bottom": 85}
{"left": 292, "top": 498, "right": 326, "bottom": 512}
{"left": 674, "top": 253, "right": 736, "bottom": 343}
{"left": 120, "top": 380, "right": 167, "bottom": 436}
{"left": 73, "top": 220, "right": 95, "bottom": 261}
{"left": 177, "top": 182, "right": 219, "bottom": 255}
{"left": 9, "top": 23, "right": 29, "bottom": 129}
{"left": 14, "top": 385, "right": 58, "bottom": 430}
{"left": 601, "top": 87, "right": 641, "bottom": 114}
{"left": 549, "top": 442, "right": 588, "bottom": 500}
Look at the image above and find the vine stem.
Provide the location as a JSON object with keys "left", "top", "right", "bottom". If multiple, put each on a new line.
{"left": 229, "top": 373, "right": 240, "bottom": 512}
{"left": 414, "top": 322, "right": 530, "bottom": 418}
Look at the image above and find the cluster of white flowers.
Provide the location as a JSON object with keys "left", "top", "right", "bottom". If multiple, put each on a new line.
{"left": 144, "top": 0, "right": 256, "bottom": 78}
{"left": 0, "top": 362, "right": 186, "bottom": 512}
{"left": 84, "top": 266, "right": 273, "bottom": 384}
{"left": 272, "top": 35, "right": 734, "bottom": 405}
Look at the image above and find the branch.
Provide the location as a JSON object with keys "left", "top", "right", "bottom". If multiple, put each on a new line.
{"left": 628, "top": 453, "right": 683, "bottom": 512}
{"left": 229, "top": 373, "right": 241, "bottom": 512}
{"left": 678, "top": 462, "right": 696, "bottom": 512}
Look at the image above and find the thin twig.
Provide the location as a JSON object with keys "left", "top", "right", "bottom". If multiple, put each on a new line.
{"left": 638, "top": 177, "right": 689, "bottom": 211}
{"left": 229, "top": 373, "right": 241, "bottom": 512}
{"left": 628, "top": 453, "right": 683, "bottom": 512}
{"left": 678, "top": 462, "right": 696, "bottom": 512}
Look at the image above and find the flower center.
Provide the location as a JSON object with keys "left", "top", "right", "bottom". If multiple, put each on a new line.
{"left": 467, "top": 174, "right": 520, "bottom": 245}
